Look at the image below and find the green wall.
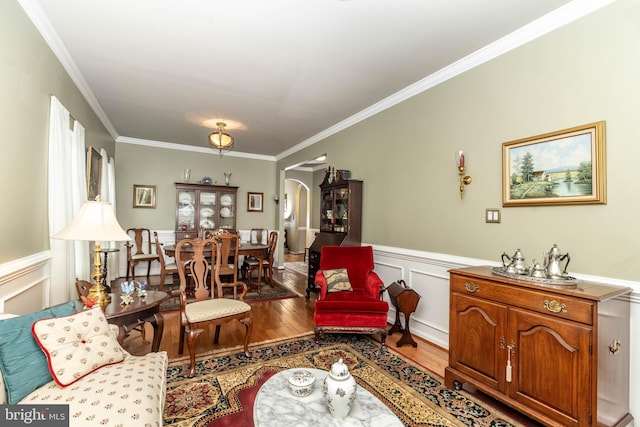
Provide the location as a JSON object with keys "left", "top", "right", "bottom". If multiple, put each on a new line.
{"left": 115, "top": 143, "right": 277, "bottom": 233}
{"left": 278, "top": 0, "right": 640, "bottom": 282}
{"left": 0, "top": 0, "right": 114, "bottom": 264}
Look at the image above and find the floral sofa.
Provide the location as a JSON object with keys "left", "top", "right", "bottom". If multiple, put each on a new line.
{"left": 0, "top": 304, "right": 167, "bottom": 427}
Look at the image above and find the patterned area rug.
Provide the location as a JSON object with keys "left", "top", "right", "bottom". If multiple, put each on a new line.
{"left": 156, "top": 279, "right": 301, "bottom": 311}
{"left": 163, "top": 334, "right": 522, "bottom": 426}
{"left": 284, "top": 261, "right": 308, "bottom": 276}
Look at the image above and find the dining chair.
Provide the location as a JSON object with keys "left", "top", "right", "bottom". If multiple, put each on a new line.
{"left": 153, "top": 231, "right": 178, "bottom": 291}
{"left": 125, "top": 228, "right": 160, "bottom": 281}
{"left": 176, "top": 237, "right": 252, "bottom": 377}
{"left": 250, "top": 228, "right": 267, "bottom": 245}
{"left": 216, "top": 233, "right": 247, "bottom": 300}
{"left": 243, "top": 231, "right": 278, "bottom": 293}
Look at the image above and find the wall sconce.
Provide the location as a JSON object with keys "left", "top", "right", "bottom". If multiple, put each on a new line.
{"left": 455, "top": 150, "right": 472, "bottom": 199}
{"left": 274, "top": 194, "right": 280, "bottom": 204}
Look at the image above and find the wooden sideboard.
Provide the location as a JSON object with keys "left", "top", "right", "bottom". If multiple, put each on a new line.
{"left": 446, "top": 266, "right": 632, "bottom": 427}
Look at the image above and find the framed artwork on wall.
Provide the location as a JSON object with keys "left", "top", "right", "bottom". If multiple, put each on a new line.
{"left": 133, "top": 184, "right": 156, "bottom": 208}
{"left": 86, "top": 146, "right": 102, "bottom": 201}
{"left": 247, "top": 192, "right": 263, "bottom": 212}
{"left": 502, "top": 121, "right": 606, "bottom": 207}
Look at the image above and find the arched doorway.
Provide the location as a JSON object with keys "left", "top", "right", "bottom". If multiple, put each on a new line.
{"left": 283, "top": 179, "right": 310, "bottom": 255}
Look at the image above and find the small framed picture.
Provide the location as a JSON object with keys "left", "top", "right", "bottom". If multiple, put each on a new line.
{"left": 247, "top": 192, "right": 263, "bottom": 212}
{"left": 133, "top": 184, "right": 156, "bottom": 208}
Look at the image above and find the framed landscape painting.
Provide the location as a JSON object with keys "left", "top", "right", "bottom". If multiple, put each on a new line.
{"left": 247, "top": 192, "right": 263, "bottom": 212}
{"left": 502, "top": 121, "right": 606, "bottom": 207}
{"left": 133, "top": 184, "right": 156, "bottom": 208}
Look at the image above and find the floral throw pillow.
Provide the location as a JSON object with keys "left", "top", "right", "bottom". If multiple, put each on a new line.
{"left": 31, "top": 307, "right": 124, "bottom": 387}
{"left": 323, "top": 268, "right": 353, "bottom": 293}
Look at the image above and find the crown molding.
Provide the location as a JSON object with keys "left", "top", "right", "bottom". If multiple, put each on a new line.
{"left": 18, "top": 0, "right": 120, "bottom": 141}
{"left": 117, "top": 136, "right": 276, "bottom": 161}
{"left": 276, "top": 0, "right": 616, "bottom": 161}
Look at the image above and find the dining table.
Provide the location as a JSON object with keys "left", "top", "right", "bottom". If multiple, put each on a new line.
{"left": 163, "top": 242, "right": 269, "bottom": 287}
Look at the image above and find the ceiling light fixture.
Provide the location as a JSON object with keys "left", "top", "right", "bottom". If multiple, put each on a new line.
{"left": 208, "top": 121, "right": 234, "bottom": 156}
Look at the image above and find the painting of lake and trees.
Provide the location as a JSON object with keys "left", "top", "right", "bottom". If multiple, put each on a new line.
{"left": 502, "top": 121, "right": 606, "bottom": 206}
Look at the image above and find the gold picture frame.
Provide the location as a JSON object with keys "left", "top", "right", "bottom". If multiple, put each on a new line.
{"left": 133, "top": 184, "right": 156, "bottom": 208}
{"left": 247, "top": 192, "right": 263, "bottom": 212}
{"left": 86, "top": 146, "right": 102, "bottom": 201}
{"left": 502, "top": 121, "right": 606, "bottom": 207}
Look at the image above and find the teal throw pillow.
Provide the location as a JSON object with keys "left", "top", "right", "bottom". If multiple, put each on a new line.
{"left": 0, "top": 301, "right": 76, "bottom": 403}
{"left": 323, "top": 268, "right": 353, "bottom": 293}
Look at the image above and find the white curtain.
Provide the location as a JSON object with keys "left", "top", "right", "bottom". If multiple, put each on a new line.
{"left": 100, "top": 148, "right": 120, "bottom": 282}
{"left": 48, "top": 96, "right": 89, "bottom": 301}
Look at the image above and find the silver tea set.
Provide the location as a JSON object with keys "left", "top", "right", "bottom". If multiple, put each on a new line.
{"left": 500, "top": 244, "right": 571, "bottom": 279}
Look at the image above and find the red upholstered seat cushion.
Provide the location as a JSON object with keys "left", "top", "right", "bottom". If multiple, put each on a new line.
{"left": 315, "top": 291, "right": 388, "bottom": 313}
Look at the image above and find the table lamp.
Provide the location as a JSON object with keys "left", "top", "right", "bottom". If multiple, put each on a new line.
{"left": 53, "top": 200, "right": 131, "bottom": 305}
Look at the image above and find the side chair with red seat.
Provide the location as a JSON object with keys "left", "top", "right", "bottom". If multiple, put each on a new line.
{"left": 313, "top": 245, "right": 389, "bottom": 347}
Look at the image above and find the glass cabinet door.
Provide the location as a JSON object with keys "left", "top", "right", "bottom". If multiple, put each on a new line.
{"left": 333, "top": 188, "right": 348, "bottom": 233}
{"left": 199, "top": 191, "right": 217, "bottom": 230}
{"left": 320, "top": 189, "right": 334, "bottom": 231}
{"left": 177, "top": 190, "right": 196, "bottom": 231}
{"left": 218, "top": 192, "right": 235, "bottom": 230}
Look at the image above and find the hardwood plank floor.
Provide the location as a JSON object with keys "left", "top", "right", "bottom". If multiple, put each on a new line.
{"left": 116, "top": 253, "right": 538, "bottom": 426}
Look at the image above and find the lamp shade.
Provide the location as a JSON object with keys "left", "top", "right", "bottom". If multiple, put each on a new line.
{"left": 52, "top": 201, "right": 131, "bottom": 242}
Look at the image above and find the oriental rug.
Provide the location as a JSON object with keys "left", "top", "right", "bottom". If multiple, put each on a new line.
{"left": 157, "top": 279, "right": 301, "bottom": 311}
{"left": 163, "top": 334, "right": 523, "bottom": 427}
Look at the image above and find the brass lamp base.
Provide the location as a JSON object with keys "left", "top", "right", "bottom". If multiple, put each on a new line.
{"left": 88, "top": 243, "right": 112, "bottom": 306}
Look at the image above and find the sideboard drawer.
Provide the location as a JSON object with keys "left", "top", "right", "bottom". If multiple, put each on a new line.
{"left": 450, "top": 275, "right": 594, "bottom": 325}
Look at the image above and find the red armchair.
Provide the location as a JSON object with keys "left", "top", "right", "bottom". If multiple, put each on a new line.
{"left": 314, "top": 246, "right": 389, "bottom": 346}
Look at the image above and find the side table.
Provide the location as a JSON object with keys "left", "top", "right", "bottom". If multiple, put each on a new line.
{"left": 386, "top": 280, "right": 421, "bottom": 347}
{"left": 75, "top": 290, "right": 168, "bottom": 352}
{"left": 99, "top": 247, "right": 120, "bottom": 288}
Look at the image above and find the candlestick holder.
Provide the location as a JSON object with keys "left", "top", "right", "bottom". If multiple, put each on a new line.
{"left": 455, "top": 151, "right": 472, "bottom": 199}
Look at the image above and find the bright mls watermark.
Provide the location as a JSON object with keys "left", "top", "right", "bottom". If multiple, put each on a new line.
{"left": 1, "top": 405, "right": 69, "bottom": 426}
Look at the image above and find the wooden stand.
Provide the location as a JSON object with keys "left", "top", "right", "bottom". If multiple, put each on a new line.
{"left": 386, "top": 280, "right": 420, "bottom": 347}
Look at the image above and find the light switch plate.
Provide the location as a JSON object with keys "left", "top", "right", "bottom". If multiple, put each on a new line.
{"left": 486, "top": 208, "right": 501, "bottom": 223}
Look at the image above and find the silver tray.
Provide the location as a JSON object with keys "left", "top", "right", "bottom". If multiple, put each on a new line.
{"left": 492, "top": 267, "right": 580, "bottom": 289}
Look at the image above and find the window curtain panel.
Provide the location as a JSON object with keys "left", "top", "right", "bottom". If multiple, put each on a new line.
{"left": 100, "top": 149, "right": 120, "bottom": 282}
{"left": 48, "top": 96, "right": 89, "bottom": 301}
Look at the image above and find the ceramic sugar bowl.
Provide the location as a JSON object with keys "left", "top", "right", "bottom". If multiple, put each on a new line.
{"left": 322, "top": 358, "right": 357, "bottom": 418}
{"left": 287, "top": 369, "right": 316, "bottom": 397}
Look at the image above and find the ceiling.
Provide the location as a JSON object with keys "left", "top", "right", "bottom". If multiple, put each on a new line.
{"left": 22, "top": 0, "right": 606, "bottom": 162}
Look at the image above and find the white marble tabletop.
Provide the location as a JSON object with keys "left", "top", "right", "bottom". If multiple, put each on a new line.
{"left": 253, "top": 368, "right": 403, "bottom": 427}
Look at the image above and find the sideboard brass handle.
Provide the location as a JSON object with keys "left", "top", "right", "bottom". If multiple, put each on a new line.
{"left": 543, "top": 299, "right": 567, "bottom": 313}
{"left": 464, "top": 282, "right": 480, "bottom": 293}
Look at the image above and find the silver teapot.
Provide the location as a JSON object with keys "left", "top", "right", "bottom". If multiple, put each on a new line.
{"left": 544, "top": 244, "right": 570, "bottom": 278}
{"left": 502, "top": 248, "right": 527, "bottom": 275}
{"left": 529, "top": 260, "right": 547, "bottom": 278}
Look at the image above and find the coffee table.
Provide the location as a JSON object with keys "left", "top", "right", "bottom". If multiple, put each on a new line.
{"left": 253, "top": 368, "right": 403, "bottom": 426}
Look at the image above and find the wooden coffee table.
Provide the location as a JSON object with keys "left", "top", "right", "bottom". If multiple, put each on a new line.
{"left": 253, "top": 368, "right": 402, "bottom": 426}
{"left": 75, "top": 290, "right": 169, "bottom": 352}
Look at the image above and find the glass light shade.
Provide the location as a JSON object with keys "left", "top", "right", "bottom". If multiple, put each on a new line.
{"left": 208, "top": 131, "right": 234, "bottom": 149}
{"left": 455, "top": 150, "right": 465, "bottom": 168}
{"left": 52, "top": 201, "right": 131, "bottom": 242}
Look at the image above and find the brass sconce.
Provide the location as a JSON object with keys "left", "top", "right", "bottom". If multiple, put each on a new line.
{"left": 455, "top": 150, "right": 472, "bottom": 199}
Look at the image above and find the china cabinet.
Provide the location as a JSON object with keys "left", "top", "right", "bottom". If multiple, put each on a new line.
{"left": 174, "top": 183, "right": 238, "bottom": 242}
{"left": 306, "top": 170, "right": 362, "bottom": 298}
{"left": 446, "top": 266, "right": 632, "bottom": 427}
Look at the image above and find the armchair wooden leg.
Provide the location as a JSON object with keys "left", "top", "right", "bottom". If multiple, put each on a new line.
{"left": 178, "top": 325, "right": 186, "bottom": 354}
{"left": 187, "top": 327, "right": 203, "bottom": 378}
{"left": 240, "top": 317, "right": 253, "bottom": 357}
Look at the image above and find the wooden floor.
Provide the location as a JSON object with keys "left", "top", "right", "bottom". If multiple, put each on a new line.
{"left": 117, "top": 253, "right": 538, "bottom": 426}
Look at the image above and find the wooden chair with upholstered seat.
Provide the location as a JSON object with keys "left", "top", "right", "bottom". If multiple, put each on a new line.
{"left": 243, "top": 230, "right": 278, "bottom": 293}
{"left": 153, "top": 231, "right": 178, "bottom": 291}
{"left": 125, "top": 228, "right": 159, "bottom": 281}
{"left": 176, "top": 237, "right": 252, "bottom": 377}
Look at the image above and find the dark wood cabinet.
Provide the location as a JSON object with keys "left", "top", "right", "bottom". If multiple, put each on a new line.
{"left": 306, "top": 170, "right": 362, "bottom": 298}
{"left": 446, "top": 266, "right": 632, "bottom": 427}
{"left": 174, "top": 183, "right": 238, "bottom": 242}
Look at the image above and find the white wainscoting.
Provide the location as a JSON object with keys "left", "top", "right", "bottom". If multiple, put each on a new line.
{"left": 0, "top": 252, "right": 51, "bottom": 314}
